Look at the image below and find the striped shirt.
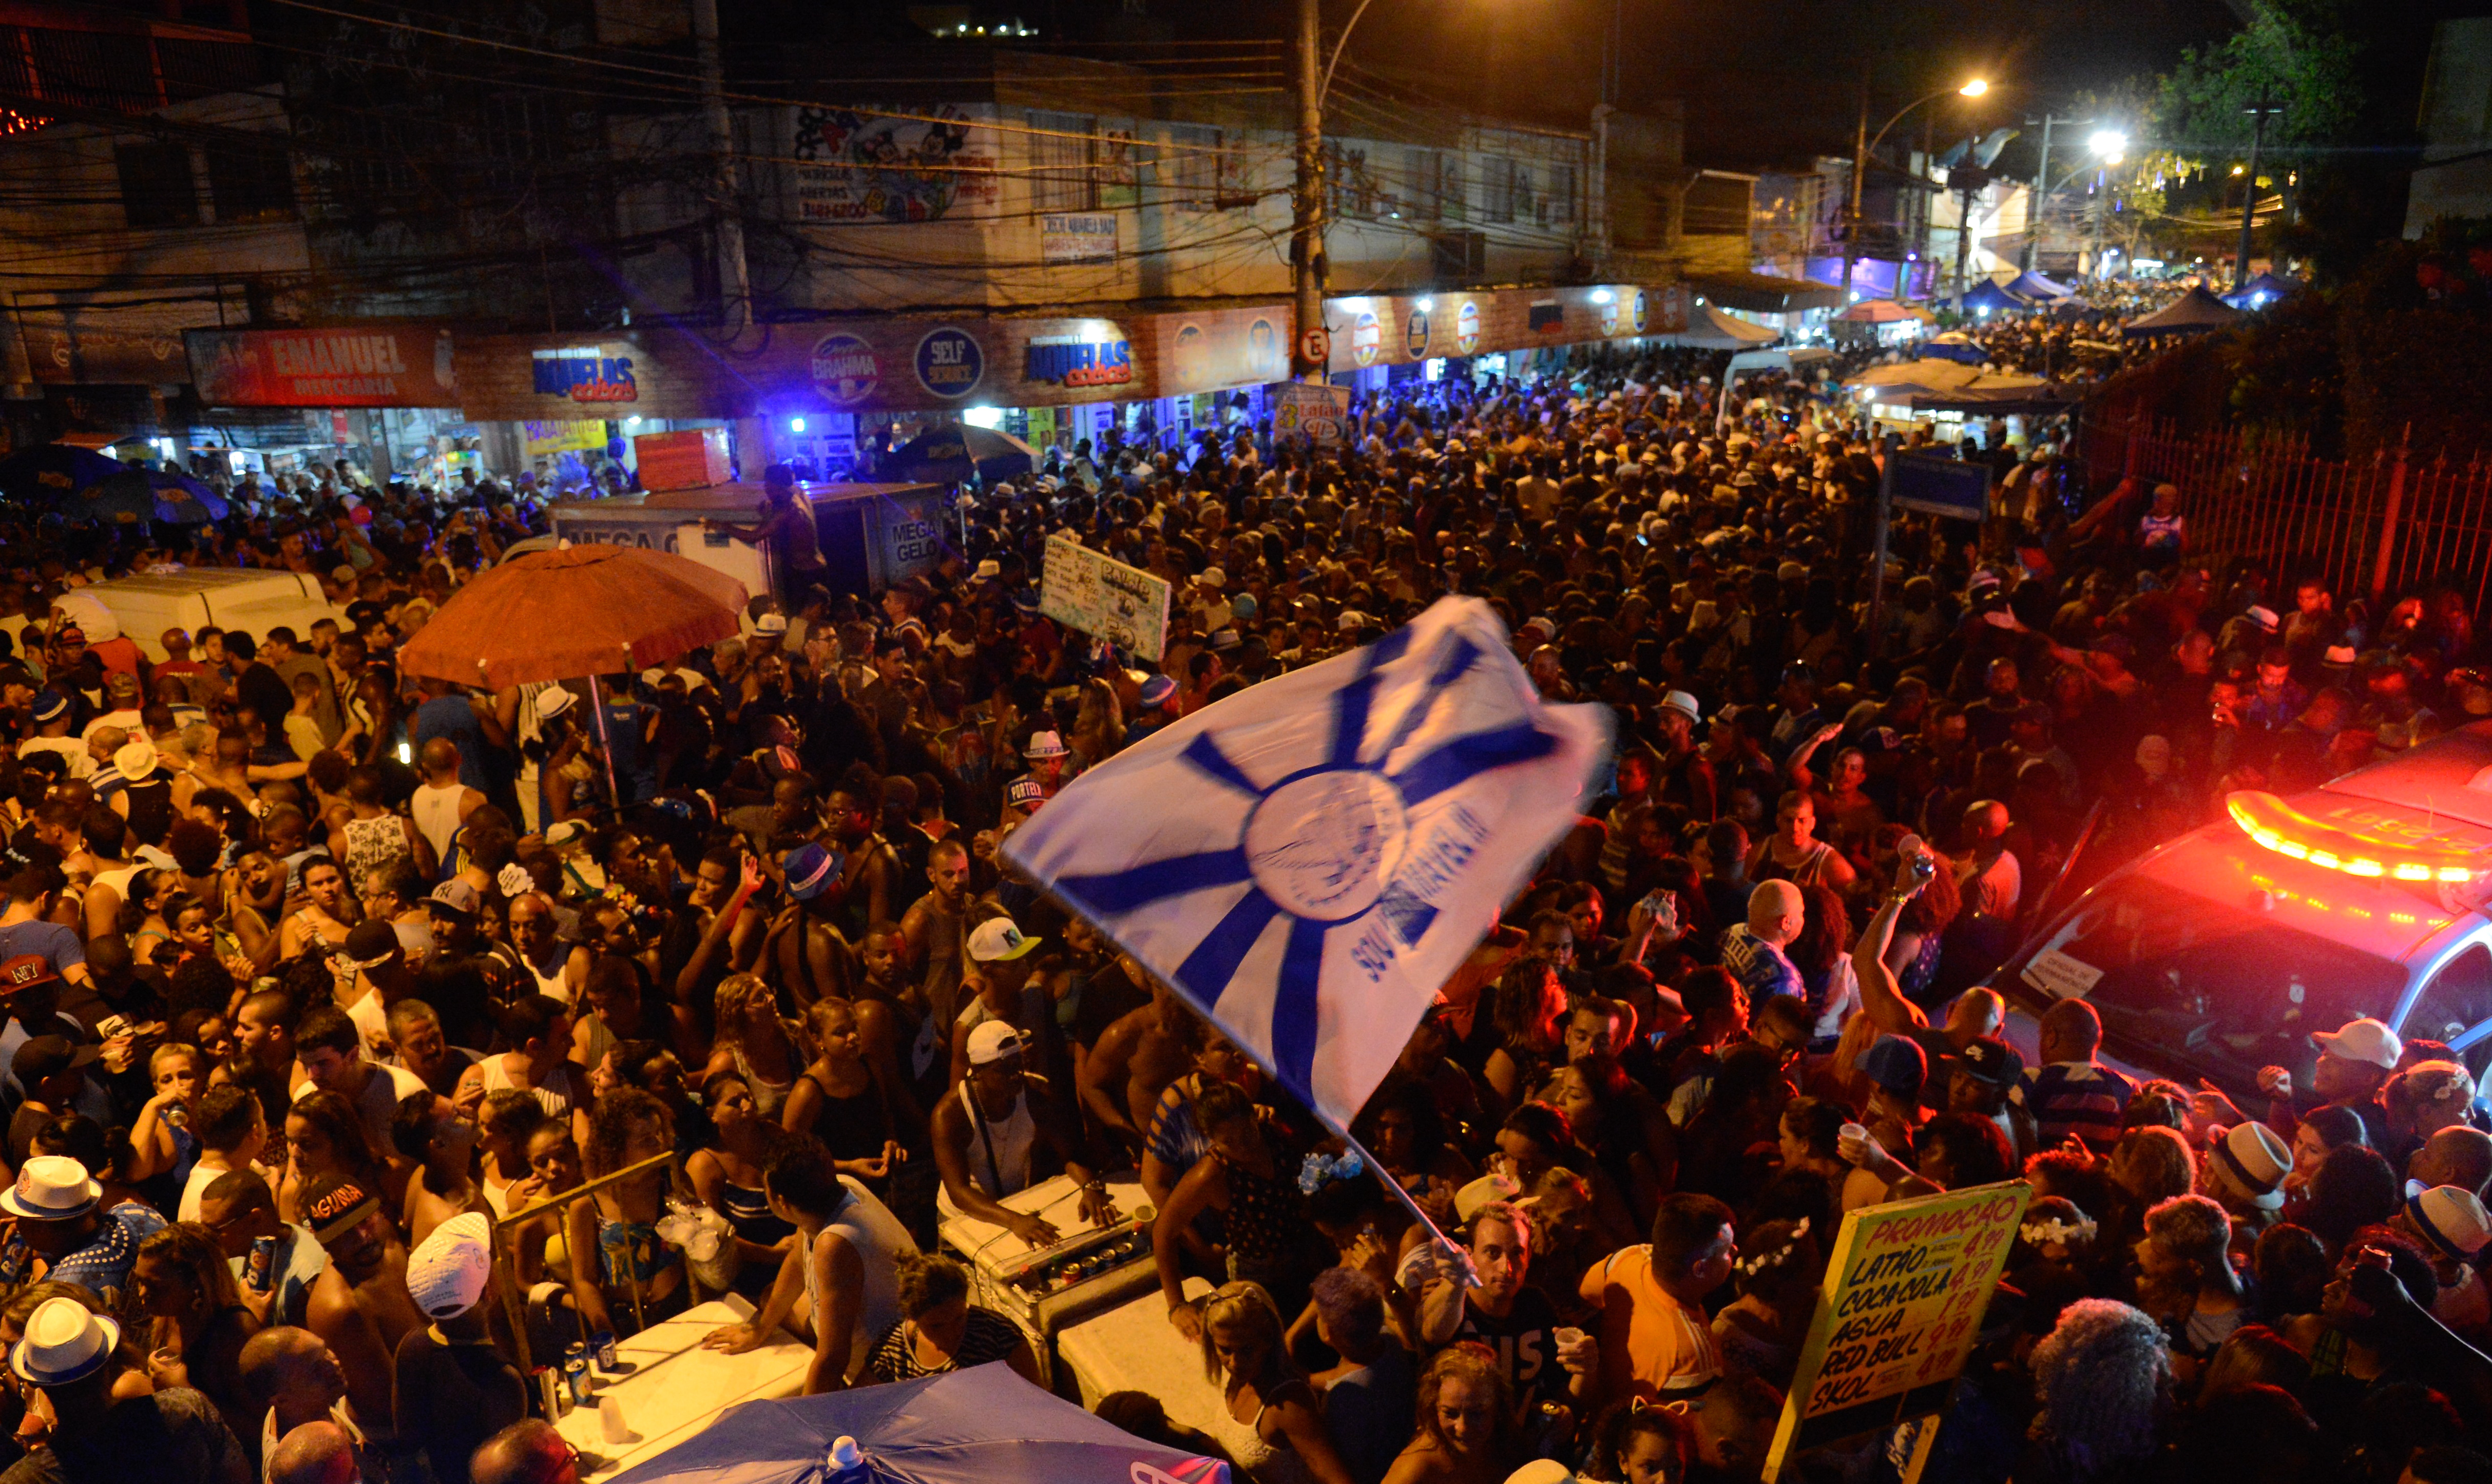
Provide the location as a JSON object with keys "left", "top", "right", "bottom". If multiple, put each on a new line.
{"left": 2018, "top": 1060, "right": 2137, "bottom": 1148}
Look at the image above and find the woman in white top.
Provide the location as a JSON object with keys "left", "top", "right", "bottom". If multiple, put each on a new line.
{"left": 703, "top": 1139, "right": 911, "bottom": 1394}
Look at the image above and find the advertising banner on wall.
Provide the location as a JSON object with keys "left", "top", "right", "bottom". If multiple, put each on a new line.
{"left": 188, "top": 326, "right": 460, "bottom": 408}
{"left": 21, "top": 299, "right": 219, "bottom": 386}
{"left": 452, "top": 331, "right": 719, "bottom": 423}
{"left": 1040, "top": 213, "right": 1119, "bottom": 263}
{"left": 1321, "top": 285, "right": 1688, "bottom": 374}
{"left": 788, "top": 105, "right": 1001, "bottom": 224}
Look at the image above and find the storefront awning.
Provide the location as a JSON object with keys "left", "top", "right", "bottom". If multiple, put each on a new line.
{"left": 1684, "top": 270, "right": 1847, "bottom": 315}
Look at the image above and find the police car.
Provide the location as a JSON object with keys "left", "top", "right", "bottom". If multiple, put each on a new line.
{"left": 1992, "top": 722, "right": 2492, "bottom": 1102}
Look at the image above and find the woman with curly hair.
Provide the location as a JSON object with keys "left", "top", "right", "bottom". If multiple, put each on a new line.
{"left": 1711, "top": 1215, "right": 1823, "bottom": 1390}
{"left": 1482, "top": 960, "right": 1568, "bottom": 1116}
{"left": 1384, "top": 1343, "right": 1517, "bottom": 1484}
{"left": 575, "top": 1087, "right": 687, "bottom": 1337}
{"left": 2020, "top": 1299, "right": 2172, "bottom": 1484}
{"left": 275, "top": 1088, "right": 382, "bottom": 1227}
{"left": 1786, "top": 884, "right": 1856, "bottom": 1045}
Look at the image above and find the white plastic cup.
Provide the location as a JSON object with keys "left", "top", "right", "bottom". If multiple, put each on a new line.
{"left": 599, "top": 1394, "right": 628, "bottom": 1445}
{"left": 1839, "top": 1122, "right": 1869, "bottom": 1144}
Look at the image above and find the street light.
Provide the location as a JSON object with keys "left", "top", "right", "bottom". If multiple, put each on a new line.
{"left": 2088, "top": 129, "right": 2127, "bottom": 164}
{"left": 1843, "top": 74, "right": 1991, "bottom": 303}
{"left": 2086, "top": 129, "right": 2128, "bottom": 280}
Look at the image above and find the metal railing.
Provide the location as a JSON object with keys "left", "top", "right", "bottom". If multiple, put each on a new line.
{"left": 490, "top": 1150, "right": 691, "bottom": 1380}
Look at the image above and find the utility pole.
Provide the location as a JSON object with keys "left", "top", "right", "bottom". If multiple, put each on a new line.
{"left": 2236, "top": 98, "right": 2280, "bottom": 291}
{"left": 2088, "top": 163, "right": 2111, "bottom": 279}
{"left": 1950, "top": 174, "right": 1978, "bottom": 314}
{"left": 1290, "top": 0, "right": 1329, "bottom": 381}
{"left": 2024, "top": 114, "right": 2052, "bottom": 272}
{"left": 691, "top": 0, "right": 749, "bottom": 338}
{"left": 1842, "top": 62, "right": 1869, "bottom": 307}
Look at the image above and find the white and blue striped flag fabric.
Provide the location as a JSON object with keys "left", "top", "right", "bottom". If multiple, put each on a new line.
{"left": 1003, "top": 596, "right": 1611, "bottom": 1127}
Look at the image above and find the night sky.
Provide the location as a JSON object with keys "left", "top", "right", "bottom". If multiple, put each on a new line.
{"left": 1150, "top": 0, "right": 2250, "bottom": 166}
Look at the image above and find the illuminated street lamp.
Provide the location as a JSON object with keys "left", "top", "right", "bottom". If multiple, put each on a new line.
{"left": 1842, "top": 74, "right": 1991, "bottom": 302}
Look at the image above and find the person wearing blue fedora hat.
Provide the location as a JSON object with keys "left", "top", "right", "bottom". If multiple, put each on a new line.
{"left": 7, "top": 1288, "right": 248, "bottom": 1481}
{"left": 768, "top": 842, "right": 853, "bottom": 1004}
{"left": 18, "top": 691, "right": 88, "bottom": 779}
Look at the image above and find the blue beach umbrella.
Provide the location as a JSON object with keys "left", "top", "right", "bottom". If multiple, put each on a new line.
{"left": 608, "top": 1362, "right": 1232, "bottom": 1484}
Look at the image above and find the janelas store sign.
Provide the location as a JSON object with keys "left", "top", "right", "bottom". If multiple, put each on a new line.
{"left": 187, "top": 326, "right": 459, "bottom": 408}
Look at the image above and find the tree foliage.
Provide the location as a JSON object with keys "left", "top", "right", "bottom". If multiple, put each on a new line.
{"left": 2154, "top": 7, "right": 2360, "bottom": 156}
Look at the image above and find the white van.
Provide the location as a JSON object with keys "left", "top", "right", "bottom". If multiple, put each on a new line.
{"left": 72, "top": 571, "right": 352, "bottom": 662}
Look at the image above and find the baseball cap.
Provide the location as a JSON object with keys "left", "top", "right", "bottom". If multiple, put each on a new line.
{"left": 300, "top": 1169, "right": 383, "bottom": 1246}
{"left": 10, "top": 1036, "right": 97, "bottom": 1089}
{"left": 968, "top": 918, "right": 1041, "bottom": 962}
{"left": 427, "top": 880, "right": 480, "bottom": 918}
{"left": 406, "top": 1211, "right": 494, "bottom": 1319}
{"left": 966, "top": 1020, "right": 1026, "bottom": 1066}
{"left": 1854, "top": 1035, "right": 1927, "bottom": 1097}
{"left": 0, "top": 956, "right": 59, "bottom": 997}
{"left": 338, "top": 920, "right": 401, "bottom": 973}
{"left": 28, "top": 692, "right": 65, "bottom": 724}
{"left": 782, "top": 843, "right": 844, "bottom": 901}
{"left": 2313, "top": 1016, "right": 2401, "bottom": 1071}
{"left": 1006, "top": 777, "right": 1046, "bottom": 811}
{"left": 1947, "top": 1036, "right": 2023, "bottom": 1089}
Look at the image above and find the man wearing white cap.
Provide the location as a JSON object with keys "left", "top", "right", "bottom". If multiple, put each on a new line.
{"left": 393, "top": 1212, "right": 525, "bottom": 1484}
{"left": 7, "top": 1293, "right": 248, "bottom": 1482}
{"left": 930, "top": 1019, "right": 1113, "bottom": 1248}
{"left": 2261, "top": 1016, "right": 2399, "bottom": 1148}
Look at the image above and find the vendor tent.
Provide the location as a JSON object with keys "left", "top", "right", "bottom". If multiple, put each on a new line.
{"left": 2224, "top": 272, "right": 2303, "bottom": 309}
{"left": 2005, "top": 270, "right": 2075, "bottom": 300}
{"left": 1957, "top": 278, "right": 2033, "bottom": 316}
{"left": 1683, "top": 269, "right": 1847, "bottom": 315}
{"left": 1834, "top": 299, "right": 1918, "bottom": 323}
{"left": 1921, "top": 333, "right": 1988, "bottom": 365}
{"left": 1656, "top": 303, "right": 1779, "bottom": 349}
{"left": 2121, "top": 285, "right": 2244, "bottom": 338}
{"left": 1845, "top": 358, "right": 2059, "bottom": 411}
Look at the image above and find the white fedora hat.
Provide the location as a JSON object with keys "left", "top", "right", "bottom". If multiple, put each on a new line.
{"left": 10, "top": 1296, "right": 118, "bottom": 1386}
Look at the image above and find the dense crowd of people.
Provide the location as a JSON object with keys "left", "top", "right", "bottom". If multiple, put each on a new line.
{"left": 0, "top": 342, "right": 2484, "bottom": 1484}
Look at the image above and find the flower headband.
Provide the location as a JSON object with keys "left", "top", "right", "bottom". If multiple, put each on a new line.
{"left": 1298, "top": 1149, "right": 1366, "bottom": 1195}
{"left": 1733, "top": 1217, "right": 1809, "bottom": 1277}
{"left": 2020, "top": 1215, "right": 2097, "bottom": 1247}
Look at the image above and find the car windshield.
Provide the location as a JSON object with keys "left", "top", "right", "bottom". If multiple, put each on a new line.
{"left": 2013, "top": 875, "right": 2407, "bottom": 1076}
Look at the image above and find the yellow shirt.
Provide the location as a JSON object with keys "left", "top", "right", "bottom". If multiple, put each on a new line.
{"left": 1579, "top": 1243, "right": 1721, "bottom": 1406}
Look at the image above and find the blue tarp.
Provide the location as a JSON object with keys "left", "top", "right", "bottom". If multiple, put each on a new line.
{"left": 1958, "top": 278, "right": 2033, "bottom": 316}
{"left": 2005, "top": 271, "right": 2075, "bottom": 300}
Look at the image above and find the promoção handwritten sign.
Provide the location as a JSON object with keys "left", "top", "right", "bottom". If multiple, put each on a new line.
{"left": 1041, "top": 534, "right": 1171, "bottom": 661}
{"left": 1762, "top": 1180, "right": 2030, "bottom": 1482}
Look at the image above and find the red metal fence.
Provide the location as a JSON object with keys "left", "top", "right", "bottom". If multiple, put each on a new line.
{"left": 2080, "top": 411, "right": 2492, "bottom": 614}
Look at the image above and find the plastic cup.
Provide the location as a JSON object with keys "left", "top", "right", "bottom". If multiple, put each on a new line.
{"left": 600, "top": 1395, "right": 629, "bottom": 1444}
{"left": 1839, "top": 1122, "right": 1869, "bottom": 1143}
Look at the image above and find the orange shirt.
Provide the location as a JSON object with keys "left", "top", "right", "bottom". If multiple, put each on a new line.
{"left": 1578, "top": 1244, "right": 1720, "bottom": 1407}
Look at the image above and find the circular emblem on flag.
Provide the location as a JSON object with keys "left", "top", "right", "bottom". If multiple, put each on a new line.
{"left": 1244, "top": 770, "right": 1409, "bottom": 922}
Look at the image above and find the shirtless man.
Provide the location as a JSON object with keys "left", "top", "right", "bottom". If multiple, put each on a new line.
{"left": 823, "top": 787, "right": 894, "bottom": 935}
{"left": 1077, "top": 980, "right": 1199, "bottom": 1154}
{"left": 898, "top": 838, "right": 973, "bottom": 1025}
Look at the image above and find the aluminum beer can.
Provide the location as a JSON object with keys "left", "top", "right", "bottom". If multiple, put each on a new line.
{"left": 244, "top": 1236, "right": 278, "bottom": 1294}
{"left": 592, "top": 1330, "right": 618, "bottom": 1370}
{"left": 563, "top": 1345, "right": 592, "bottom": 1405}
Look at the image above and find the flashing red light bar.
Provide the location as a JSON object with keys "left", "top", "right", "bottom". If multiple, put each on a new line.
{"left": 2226, "top": 791, "right": 2483, "bottom": 884}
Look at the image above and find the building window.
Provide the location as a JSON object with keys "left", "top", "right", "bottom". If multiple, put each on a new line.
{"left": 1403, "top": 147, "right": 1434, "bottom": 220}
{"left": 1482, "top": 157, "right": 1516, "bottom": 223}
{"left": 1440, "top": 154, "right": 1465, "bottom": 223}
{"left": 1028, "top": 109, "right": 1096, "bottom": 213}
{"left": 207, "top": 141, "right": 296, "bottom": 223}
{"left": 1547, "top": 164, "right": 1575, "bottom": 226}
{"left": 116, "top": 142, "right": 198, "bottom": 228}
{"left": 1165, "top": 122, "right": 1220, "bottom": 210}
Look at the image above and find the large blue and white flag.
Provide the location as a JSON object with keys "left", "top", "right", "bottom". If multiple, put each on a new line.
{"left": 1004, "top": 597, "right": 1609, "bottom": 1127}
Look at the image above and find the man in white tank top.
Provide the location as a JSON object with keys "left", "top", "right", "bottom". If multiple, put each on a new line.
{"left": 929, "top": 1022, "right": 1116, "bottom": 1248}
{"left": 409, "top": 739, "right": 484, "bottom": 879}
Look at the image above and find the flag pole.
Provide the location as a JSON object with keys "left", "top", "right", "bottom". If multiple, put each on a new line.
{"left": 1027, "top": 882, "right": 1479, "bottom": 1287}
